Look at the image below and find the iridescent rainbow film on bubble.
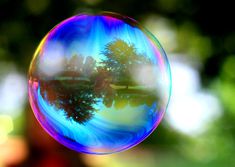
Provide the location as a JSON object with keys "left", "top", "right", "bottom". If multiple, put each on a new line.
{"left": 28, "top": 13, "right": 171, "bottom": 154}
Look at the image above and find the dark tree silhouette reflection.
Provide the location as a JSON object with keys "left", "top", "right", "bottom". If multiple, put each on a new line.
{"left": 40, "top": 55, "right": 98, "bottom": 124}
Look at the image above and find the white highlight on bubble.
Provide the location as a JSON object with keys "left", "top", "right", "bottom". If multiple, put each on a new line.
{"left": 39, "top": 41, "right": 65, "bottom": 76}
{"left": 132, "top": 64, "right": 166, "bottom": 100}
{"left": 133, "top": 65, "right": 159, "bottom": 88}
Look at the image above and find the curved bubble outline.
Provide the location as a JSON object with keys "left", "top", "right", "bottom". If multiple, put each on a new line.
{"left": 28, "top": 11, "right": 172, "bottom": 155}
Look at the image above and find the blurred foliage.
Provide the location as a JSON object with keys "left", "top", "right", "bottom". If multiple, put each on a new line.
{"left": 1, "top": 0, "right": 235, "bottom": 166}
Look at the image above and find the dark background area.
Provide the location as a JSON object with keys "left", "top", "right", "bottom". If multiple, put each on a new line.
{"left": 1, "top": 0, "right": 235, "bottom": 166}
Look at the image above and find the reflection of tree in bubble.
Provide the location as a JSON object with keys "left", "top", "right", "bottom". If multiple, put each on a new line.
{"left": 100, "top": 39, "right": 156, "bottom": 109}
{"left": 40, "top": 55, "right": 98, "bottom": 124}
{"left": 40, "top": 39, "right": 157, "bottom": 124}
{"left": 101, "top": 39, "right": 147, "bottom": 86}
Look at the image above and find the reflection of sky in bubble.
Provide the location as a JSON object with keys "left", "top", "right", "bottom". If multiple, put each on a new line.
{"left": 42, "top": 15, "right": 164, "bottom": 65}
{"left": 28, "top": 13, "right": 171, "bottom": 154}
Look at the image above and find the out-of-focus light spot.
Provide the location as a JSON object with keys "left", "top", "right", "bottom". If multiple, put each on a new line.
{"left": 0, "top": 62, "right": 16, "bottom": 76}
{"left": 224, "top": 33, "right": 235, "bottom": 53}
{"left": 0, "top": 134, "right": 8, "bottom": 145}
{"left": 82, "top": 148, "right": 156, "bottom": 167}
{"left": 221, "top": 55, "right": 235, "bottom": 80}
{"left": 144, "top": 16, "right": 177, "bottom": 52}
{"left": 0, "top": 48, "right": 7, "bottom": 59}
{"left": 157, "top": 0, "right": 179, "bottom": 12}
{"left": 0, "top": 116, "right": 13, "bottom": 133}
{"left": 25, "top": 0, "right": 50, "bottom": 15}
{"left": 81, "top": 0, "right": 103, "bottom": 5}
{"left": 0, "top": 72, "right": 27, "bottom": 118}
{"left": 215, "top": 81, "right": 235, "bottom": 115}
{"left": 190, "top": 36, "right": 212, "bottom": 60}
{"left": 168, "top": 92, "right": 221, "bottom": 136}
{"left": 177, "top": 23, "right": 212, "bottom": 61}
{"left": 0, "top": 115, "right": 13, "bottom": 144}
{"left": 1, "top": 21, "right": 26, "bottom": 42}
{"left": 39, "top": 41, "right": 65, "bottom": 76}
{"left": 171, "top": 59, "right": 200, "bottom": 95}
{"left": 0, "top": 136, "right": 28, "bottom": 166}
{"left": 166, "top": 57, "right": 222, "bottom": 136}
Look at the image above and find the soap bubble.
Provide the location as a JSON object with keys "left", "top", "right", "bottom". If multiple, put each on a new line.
{"left": 28, "top": 12, "right": 171, "bottom": 154}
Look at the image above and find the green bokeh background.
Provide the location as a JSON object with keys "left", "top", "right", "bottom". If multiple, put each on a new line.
{"left": 0, "top": 0, "right": 235, "bottom": 166}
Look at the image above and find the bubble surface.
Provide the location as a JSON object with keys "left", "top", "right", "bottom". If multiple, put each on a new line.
{"left": 28, "top": 13, "right": 171, "bottom": 154}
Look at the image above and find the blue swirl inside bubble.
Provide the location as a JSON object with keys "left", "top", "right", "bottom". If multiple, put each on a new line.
{"left": 28, "top": 13, "right": 171, "bottom": 154}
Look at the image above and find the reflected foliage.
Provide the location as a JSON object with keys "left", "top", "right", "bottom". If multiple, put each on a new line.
{"left": 100, "top": 39, "right": 156, "bottom": 109}
{"left": 39, "top": 39, "right": 156, "bottom": 124}
{"left": 40, "top": 55, "right": 98, "bottom": 124}
{"left": 101, "top": 39, "right": 151, "bottom": 86}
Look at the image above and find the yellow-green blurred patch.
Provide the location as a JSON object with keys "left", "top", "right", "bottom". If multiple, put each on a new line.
{"left": 221, "top": 55, "right": 235, "bottom": 80}
{"left": 25, "top": 0, "right": 50, "bottom": 15}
